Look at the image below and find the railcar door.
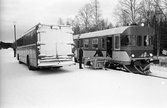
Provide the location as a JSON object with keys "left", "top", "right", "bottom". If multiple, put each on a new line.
{"left": 106, "top": 36, "right": 113, "bottom": 58}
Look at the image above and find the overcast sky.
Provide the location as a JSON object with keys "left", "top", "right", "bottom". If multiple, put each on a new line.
{"left": 0, "top": 0, "right": 118, "bottom": 42}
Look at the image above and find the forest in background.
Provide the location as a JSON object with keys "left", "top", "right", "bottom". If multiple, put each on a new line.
{"left": 1, "top": 0, "right": 167, "bottom": 56}
{"left": 0, "top": 41, "right": 12, "bottom": 49}
{"left": 58, "top": 0, "right": 167, "bottom": 56}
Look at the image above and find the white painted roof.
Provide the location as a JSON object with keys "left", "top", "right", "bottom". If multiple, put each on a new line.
{"left": 73, "top": 26, "right": 129, "bottom": 39}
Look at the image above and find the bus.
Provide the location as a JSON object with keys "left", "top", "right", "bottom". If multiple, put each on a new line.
{"left": 16, "top": 23, "right": 75, "bottom": 70}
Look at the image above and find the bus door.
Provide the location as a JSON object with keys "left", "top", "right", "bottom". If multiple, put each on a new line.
{"left": 106, "top": 36, "right": 113, "bottom": 58}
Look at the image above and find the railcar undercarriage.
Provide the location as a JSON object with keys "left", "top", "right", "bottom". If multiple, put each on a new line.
{"left": 123, "top": 64, "right": 151, "bottom": 75}
{"left": 123, "top": 59, "right": 159, "bottom": 75}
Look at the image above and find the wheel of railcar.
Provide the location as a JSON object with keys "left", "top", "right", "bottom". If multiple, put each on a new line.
{"left": 109, "top": 63, "right": 116, "bottom": 69}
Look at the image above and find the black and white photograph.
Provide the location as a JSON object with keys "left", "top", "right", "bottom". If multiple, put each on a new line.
{"left": 0, "top": 0, "right": 167, "bottom": 108}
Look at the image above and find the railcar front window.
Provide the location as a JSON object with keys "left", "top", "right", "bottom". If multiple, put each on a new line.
{"left": 129, "top": 35, "right": 136, "bottom": 46}
{"left": 121, "top": 35, "right": 129, "bottom": 46}
{"left": 144, "top": 36, "right": 147, "bottom": 46}
{"left": 144, "top": 35, "right": 152, "bottom": 46}
{"left": 149, "top": 36, "right": 153, "bottom": 45}
{"left": 121, "top": 35, "right": 136, "bottom": 46}
{"left": 137, "top": 35, "right": 142, "bottom": 46}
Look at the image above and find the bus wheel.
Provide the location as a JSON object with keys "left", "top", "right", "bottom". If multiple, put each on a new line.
{"left": 17, "top": 54, "right": 22, "bottom": 64}
{"left": 27, "top": 56, "right": 34, "bottom": 70}
{"left": 17, "top": 54, "right": 19, "bottom": 60}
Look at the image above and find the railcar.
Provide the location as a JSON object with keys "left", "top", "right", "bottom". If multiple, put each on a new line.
{"left": 73, "top": 25, "right": 159, "bottom": 74}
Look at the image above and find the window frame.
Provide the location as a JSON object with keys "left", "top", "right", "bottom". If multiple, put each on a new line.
{"left": 83, "top": 39, "right": 89, "bottom": 49}
{"left": 128, "top": 35, "right": 136, "bottom": 46}
{"left": 114, "top": 35, "right": 120, "bottom": 50}
{"left": 121, "top": 35, "right": 129, "bottom": 47}
{"left": 136, "top": 35, "right": 142, "bottom": 46}
{"left": 144, "top": 35, "right": 150, "bottom": 46}
{"left": 101, "top": 37, "right": 105, "bottom": 49}
{"left": 92, "top": 38, "right": 98, "bottom": 49}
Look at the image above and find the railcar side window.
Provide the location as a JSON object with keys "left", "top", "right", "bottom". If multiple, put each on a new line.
{"left": 92, "top": 38, "right": 98, "bottom": 49}
{"left": 149, "top": 35, "right": 153, "bottom": 45}
{"left": 115, "top": 36, "right": 120, "bottom": 50}
{"left": 137, "top": 35, "right": 142, "bottom": 46}
{"left": 84, "top": 39, "right": 89, "bottom": 49}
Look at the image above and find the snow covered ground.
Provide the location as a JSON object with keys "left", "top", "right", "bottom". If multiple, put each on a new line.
{"left": 0, "top": 49, "right": 167, "bottom": 108}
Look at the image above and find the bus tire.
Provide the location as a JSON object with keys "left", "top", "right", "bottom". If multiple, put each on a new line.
{"left": 17, "top": 54, "right": 19, "bottom": 60}
{"left": 27, "top": 56, "right": 35, "bottom": 70}
{"left": 17, "top": 54, "right": 22, "bottom": 64}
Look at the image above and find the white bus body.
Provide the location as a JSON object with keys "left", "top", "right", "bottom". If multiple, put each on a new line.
{"left": 16, "top": 23, "right": 75, "bottom": 69}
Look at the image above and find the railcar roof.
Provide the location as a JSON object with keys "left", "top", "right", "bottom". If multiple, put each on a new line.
{"left": 73, "top": 26, "right": 130, "bottom": 39}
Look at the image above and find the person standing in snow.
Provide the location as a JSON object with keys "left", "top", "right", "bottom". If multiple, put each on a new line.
{"left": 79, "top": 45, "right": 83, "bottom": 69}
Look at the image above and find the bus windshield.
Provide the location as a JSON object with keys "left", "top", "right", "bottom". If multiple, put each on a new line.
{"left": 121, "top": 35, "right": 136, "bottom": 46}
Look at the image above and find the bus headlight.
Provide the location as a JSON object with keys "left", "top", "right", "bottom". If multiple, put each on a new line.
{"left": 149, "top": 53, "right": 153, "bottom": 57}
{"left": 131, "top": 54, "right": 135, "bottom": 58}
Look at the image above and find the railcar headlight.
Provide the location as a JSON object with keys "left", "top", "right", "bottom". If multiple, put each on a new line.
{"left": 131, "top": 54, "right": 135, "bottom": 58}
{"left": 149, "top": 53, "right": 153, "bottom": 57}
{"left": 38, "top": 60, "right": 40, "bottom": 64}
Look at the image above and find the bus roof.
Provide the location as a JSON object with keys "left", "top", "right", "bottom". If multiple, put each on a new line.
{"left": 17, "top": 23, "right": 72, "bottom": 40}
{"left": 73, "top": 26, "right": 129, "bottom": 39}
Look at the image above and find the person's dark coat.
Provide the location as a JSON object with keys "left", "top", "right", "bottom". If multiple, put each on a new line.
{"left": 79, "top": 47, "right": 83, "bottom": 69}
{"left": 79, "top": 48, "right": 83, "bottom": 59}
{"left": 94, "top": 49, "right": 103, "bottom": 57}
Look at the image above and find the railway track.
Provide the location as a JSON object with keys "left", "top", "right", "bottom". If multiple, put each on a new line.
{"left": 123, "top": 65, "right": 167, "bottom": 80}
{"left": 148, "top": 74, "right": 167, "bottom": 80}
